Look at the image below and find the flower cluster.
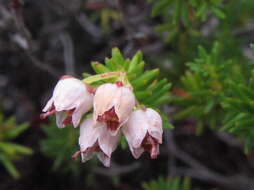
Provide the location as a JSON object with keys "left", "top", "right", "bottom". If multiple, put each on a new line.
{"left": 41, "top": 75, "right": 163, "bottom": 167}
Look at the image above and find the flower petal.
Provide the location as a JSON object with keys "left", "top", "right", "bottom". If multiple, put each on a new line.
{"left": 53, "top": 78, "right": 90, "bottom": 111}
{"left": 56, "top": 111, "right": 68, "bottom": 128}
{"left": 93, "top": 83, "right": 117, "bottom": 122}
{"left": 97, "top": 152, "right": 111, "bottom": 167}
{"left": 98, "top": 128, "right": 120, "bottom": 157}
{"left": 146, "top": 108, "right": 163, "bottom": 144}
{"left": 79, "top": 117, "right": 104, "bottom": 152}
{"left": 79, "top": 117, "right": 116, "bottom": 167}
{"left": 42, "top": 97, "right": 54, "bottom": 112}
{"left": 123, "top": 110, "right": 148, "bottom": 149}
{"left": 81, "top": 152, "right": 96, "bottom": 163}
{"left": 131, "top": 146, "right": 144, "bottom": 159}
{"left": 72, "top": 100, "right": 93, "bottom": 128}
{"left": 114, "top": 86, "right": 136, "bottom": 125}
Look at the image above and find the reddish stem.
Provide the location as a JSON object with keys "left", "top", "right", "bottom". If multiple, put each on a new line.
{"left": 40, "top": 109, "right": 56, "bottom": 119}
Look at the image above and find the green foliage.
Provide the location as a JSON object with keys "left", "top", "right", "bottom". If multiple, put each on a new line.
{"left": 142, "top": 177, "right": 192, "bottom": 190}
{"left": 221, "top": 44, "right": 254, "bottom": 152}
{"left": 100, "top": 9, "right": 121, "bottom": 32}
{"left": 221, "top": 80, "right": 254, "bottom": 152}
{"left": 40, "top": 118, "right": 81, "bottom": 175}
{"left": 84, "top": 48, "right": 173, "bottom": 130}
{"left": 173, "top": 42, "right": 234, "bottom": 129}
{"left": 171, "top": 41, "right": 254, "bottom": 151}
{"left": 89, "top": 6, "right": 121, "bottom": 33}
{"left": 148, "top": 0, "right": 225, "bottom": 43}
{"left": 0, "top": 114, "right": 33, "bottom": 179}
{"left": 150, "top": 0, "right": 225, "bottom": 23}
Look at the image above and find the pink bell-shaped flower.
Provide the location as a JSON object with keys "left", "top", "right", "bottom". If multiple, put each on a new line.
{"left": 93, "top": 82, "right": 136, "bottom": 135}
{"left": 77, "top": 117, "right": 120, "bottom": 167}
{"left": 122, "top": 108, "right": 163, "bottom": 159}
{"left": 41, "top": 75, "right": 94, "bottom": 128}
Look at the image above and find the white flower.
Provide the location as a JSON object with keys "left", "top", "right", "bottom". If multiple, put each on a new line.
{"left": 93, "top": 82, "right": 136, "bottom": 135}
{"left": 78, "top": 117, "right": 120, "bottom": 167}
{"left": 122, "top": 108, "right": 163, "bottom": 159}
{"left": 41, "top": 75, "right": 94, "bottom": 128}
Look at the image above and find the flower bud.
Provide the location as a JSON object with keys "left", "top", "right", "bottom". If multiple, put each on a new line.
{"left": 41, "top": 75, "right": 94, "bottom": 128}
{"left": 78, "top": 117, "right": 120, "bottom": 167}
{"left": 122, "top": 108, "right": 163, "bottom": 159}
{"left": 93, "top": 82, "right": 135, "bottom": 135}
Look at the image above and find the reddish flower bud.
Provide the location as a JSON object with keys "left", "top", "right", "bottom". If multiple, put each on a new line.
{"left": 78, "top": 117, "right": 120, "bottom": 167}
{"left": 41, "top": 76, "right": 94, "bottom": 128}
{"left": 122, "top": 108, "right": 163, "bottom": 159}
{"left": 93, "top": 83, "right": 135, "bottom": 136}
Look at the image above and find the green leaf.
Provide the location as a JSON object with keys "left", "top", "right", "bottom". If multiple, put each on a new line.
{"left": 196, "top": 3, "right": 208, "bottom": 20}
{"left": 250, "top": 44, "right": 254, "bottom": 52}
{"left": 212, "top": 7, "right": 226, "bottom": 19}
{"left": 172, "top": 0, "right": 181, "bottom": 25}
{"left": 151, "top": 0, "right": 171, "bottom": 17}
{"left": 153, "top": 94, "right": 171, "bottom": 106}
{"left": 82, "top": 72, "right": 92, "bottom": 78}
{"left": 128, "top": 51, "right": 143, "bottom": 73}
{"left": 171, "top": 177, "right": 180, "bottom": 190}
{"left": 105, "top": 57, "right": 116, "bottom": 71}
{"left": 5, "top": 123, "right": 29, "bottom": 140}
{"left": 161, "top": 112, "right": 174, "bottom": 129}
{"left": 91, "top": 61, "right": 110, "bottom": 74}
{"left": 0, "top": 154, "right": 20, "bottom": 179}
{"left": 174, "top": 106, "right": 197, "bottom": 120}
{"left": 183, "top": 177, "right": 191, "bottom": 190}
{"left": 135, "top": 90, "right": 153, "bottom": 101}
{"left": 221, "top": 112, "right": 248, "bottom": 131}
{"left": 204, "top": 100, "right": 215, "bottom": 114}
{"left": 132, "top": 69, "right": 160, "bottom": 90}
{"left": 0, "top": 142, "right": 33, "bottom": 155}
{"left": 144, "top": 83, "right": 171, "bottom": 103}
{"left": 120, "top": 136, "right": 128, "bottom": 149}
{"left": 112, "top": 48, "right": 125, "bottom": 66}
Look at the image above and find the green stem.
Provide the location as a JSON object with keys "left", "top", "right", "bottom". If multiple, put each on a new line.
{"left": 83, "top": 72, "right": 123, "bottom": 84}
{"left": 83, "top": 71, "right": 134, "bottom": 89}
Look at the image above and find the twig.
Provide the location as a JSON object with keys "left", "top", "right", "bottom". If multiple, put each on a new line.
{"left": 8, "top": 1, "right": 61, "bottom": 78}
{"left": 50, "top": 0, "right": 103, "bottom": 40}
{"left": 165, "top": 131, "right": 254, "bottom": 190}
{"left": 215, "top": 132, "right": 241, "bottom": 148}
{"left": 93, "top": 161, "right": 140, "bottom": 177}
{"left": 25, "top": 52, "right": 60, "bottom": 78}
{"left": 59, "top": 32, "right": 75, "bottom": 75}
{"left": 175, "top": 168, "right": 254, "bottom": 190}
{"left": 75, "top": 13, "right": 102, "bottom": 40}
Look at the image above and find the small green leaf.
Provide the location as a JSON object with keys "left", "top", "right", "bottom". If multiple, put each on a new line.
{"left": 112, "top": 48, "right": 125, "bottom": 66}
{"left": 135, "top": 90, "right": 152, "bottom": 101}
{"left": 91, "top": 61, "right": 110, "bottom": 74}
{"left": 144, "top": 83, "right": 171, "bottom": 103}
{"left": 161, "top": 113, "right": 174, "bottom": 129}
{"left": 0, "top": 154, "right": 20, "bottom": 179}
{"left": 128, "top": 51, "right": 143, "bottom": 73}
{"left": 120, "top": 136, "right": 128, "bottom": 149}
{"left": 250, "top": 44, "right": 254, "bottom": 51}
{"left": 132, "top": 69, "right": 159, "bottom": 90}
{"left": 153, "top": 94, "right": 171, "bottom": 106}
{"left": 82, "top": 72, "right": 92, "bottom": 78}
{"left": 105, "top": 57, "right": 116, "bottom": 70}
{"left": 212, "top": 7, "right": 226, "bottom": 19}
{"left": 5, "top": 123, "right": 29, "bottom": 140}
